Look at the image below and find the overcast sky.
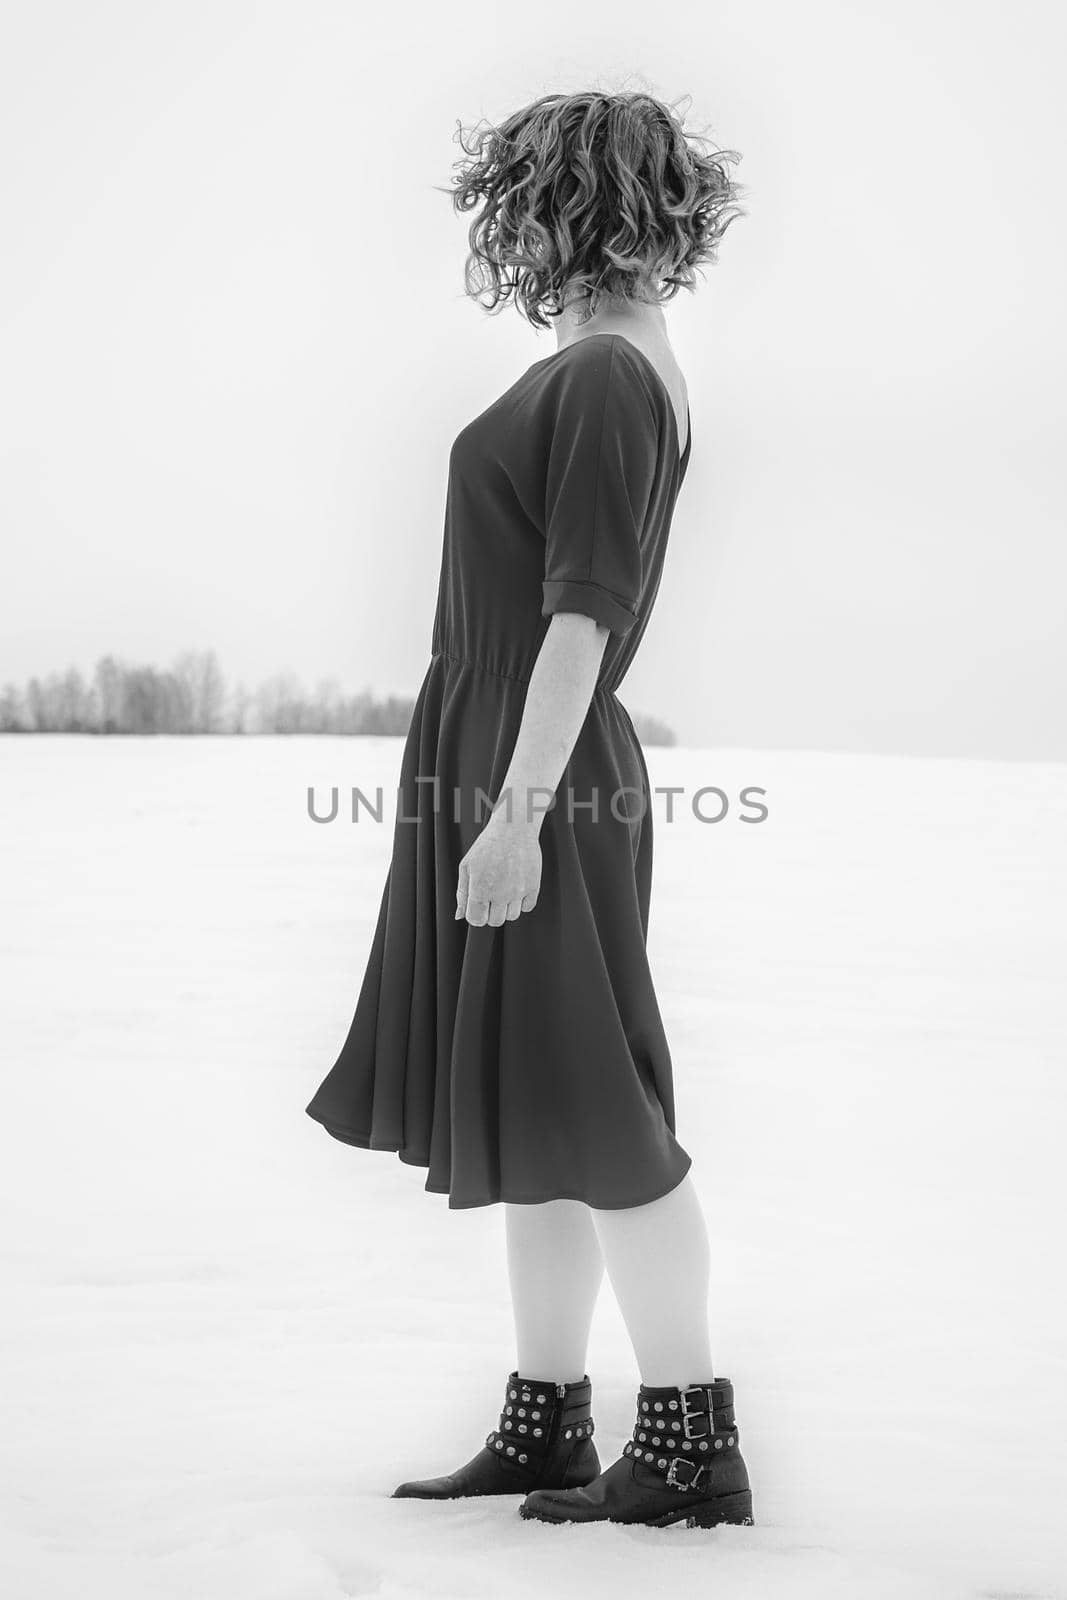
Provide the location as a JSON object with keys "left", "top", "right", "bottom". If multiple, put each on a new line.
{"left": 1, "top": 0, "right": 1063, "bottom": 758}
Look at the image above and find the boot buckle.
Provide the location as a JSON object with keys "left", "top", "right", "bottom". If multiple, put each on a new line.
{"left": 679, "top": 1385, "right": 714, "bottom": 1440}
{"left": 666, "top": 1456, "right": 708, "bottom": 1491}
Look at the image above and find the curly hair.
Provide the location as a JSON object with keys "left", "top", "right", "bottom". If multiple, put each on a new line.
{"left": 446, "top": 89, "right": 745, "bottom": 330}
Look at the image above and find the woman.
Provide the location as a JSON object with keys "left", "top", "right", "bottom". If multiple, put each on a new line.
{"left": 305, "top": 88, "right": 750, "bottom": 1530}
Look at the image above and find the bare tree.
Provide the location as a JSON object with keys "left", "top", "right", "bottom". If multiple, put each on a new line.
{"left": 196, "top": 651, "right": 226, "bottom": 733}
{"left": 254, "top": 672, "right": 309, "bottom": 735}
{"left": 25, "top": 676, "right": 49, "bottom": 731}
{"left": 172, "top": 650, "right": 226, "bottom": 734}
{"left": 227, "top": 679, "right": 252, "bottom": 735}
{"left": 631, "top": 712, "right": 676, "bottom": 747}
{"left": 94, "top": 656, "right": 124, "bottom": 734}
{"left": 57, "top": 667, "right": 91, "bottom": 732}
{"left": 0, "top": 683, "right": 26, "bottom": 731}
{"left": 312, "top": 677, "right": 344, "bottom": 735}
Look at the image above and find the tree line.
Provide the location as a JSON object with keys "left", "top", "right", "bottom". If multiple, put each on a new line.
{"left": 0, "top": 651, "right": 676, "bottom": 744}
{"left": 0, "top": 652, "right": 414, "bottom": 736}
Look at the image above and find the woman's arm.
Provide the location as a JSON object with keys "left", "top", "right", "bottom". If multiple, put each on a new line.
{"left": 455, "top": 612, "right": 609, "bottom": 927}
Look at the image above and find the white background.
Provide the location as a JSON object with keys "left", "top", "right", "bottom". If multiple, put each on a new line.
{"left": 1, "top": 0, "right": 1064, "bottom": 755}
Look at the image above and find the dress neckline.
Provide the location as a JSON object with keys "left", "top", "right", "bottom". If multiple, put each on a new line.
{"left": 533, "top": 332, "right": 691, "bottom": 469}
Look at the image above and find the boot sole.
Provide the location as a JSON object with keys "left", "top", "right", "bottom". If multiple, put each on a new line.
{"left": 396, "top": 1467, "right": 603, "bottom": 1500}
{"left": 653, "top": 1490, "right": 754, "bottom": 1530}
{"left": 519, "top": 1489, "right": 754, "bottom": 1529}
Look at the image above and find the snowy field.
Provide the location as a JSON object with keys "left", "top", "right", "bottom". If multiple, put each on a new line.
{"left": 1, "top": 733, "right": 1065, "bottom": 1600}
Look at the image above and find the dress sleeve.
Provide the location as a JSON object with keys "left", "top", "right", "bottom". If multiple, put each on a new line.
{"left": 540, "top": 339, "right": 659, "bottom": 636}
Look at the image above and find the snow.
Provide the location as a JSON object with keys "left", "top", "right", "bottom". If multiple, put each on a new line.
{"left": 1, "top": 733, "right": 1065, "bottom": 1600}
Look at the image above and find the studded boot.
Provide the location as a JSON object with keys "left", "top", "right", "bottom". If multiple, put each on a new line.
{"left": 391, "top": 1370, "right": 600, "bottom": 1499}
{"left": 519, "top": 1377, "right": 754, "bottom": 1528}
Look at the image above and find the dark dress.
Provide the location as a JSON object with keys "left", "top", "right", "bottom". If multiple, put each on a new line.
{"left": 305, "top": 332, "right": 694, "bottom": 1210}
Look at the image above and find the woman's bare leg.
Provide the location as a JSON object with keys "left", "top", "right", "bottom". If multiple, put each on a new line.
{"left": 505, "top": 1198, "right": 605, "bottom": 1382}
{"left": 589, "top": 1171, "right": 715, "bottom": 1387}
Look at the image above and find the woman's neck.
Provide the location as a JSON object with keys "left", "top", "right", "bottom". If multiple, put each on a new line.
{"left": 552, "top": 292, "right": 669, "bottom": 354}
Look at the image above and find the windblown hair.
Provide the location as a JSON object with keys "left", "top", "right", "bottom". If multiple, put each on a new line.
{"left": 447, "top": 90, "right": 745, "bottom": 330}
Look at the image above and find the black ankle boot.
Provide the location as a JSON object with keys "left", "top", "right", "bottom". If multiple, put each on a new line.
{"left": 392, "top": 1371, "right": 600, "bottom": 1499}
{"left": 519, "top": 1377, "right": 754, "bottom": 1528}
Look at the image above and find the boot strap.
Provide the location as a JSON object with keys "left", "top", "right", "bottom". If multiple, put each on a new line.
{"left": 485, "top": 1417, "right": 595, "bottom": 1467}
{"left": 484, "top": 1371, "right": 594, "bottom": 1470}
{"left": 624, "top": 1378, "right": 739, "bottom": 1492}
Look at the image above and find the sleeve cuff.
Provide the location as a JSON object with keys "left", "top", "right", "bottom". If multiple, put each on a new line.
{"left": 541, "top": 578, "right": 639, "bottom": 636}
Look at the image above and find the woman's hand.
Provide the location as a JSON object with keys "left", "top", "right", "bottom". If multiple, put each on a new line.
{"left": 456, "top": 809, "right": 543, "bottom": 926}
{"left": 454, "top": 613, "right": 608, "bottom": 928}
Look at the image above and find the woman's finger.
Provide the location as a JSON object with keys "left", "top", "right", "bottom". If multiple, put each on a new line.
{"left": 466, "top": 892, "right": 489, "bottom": 927}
